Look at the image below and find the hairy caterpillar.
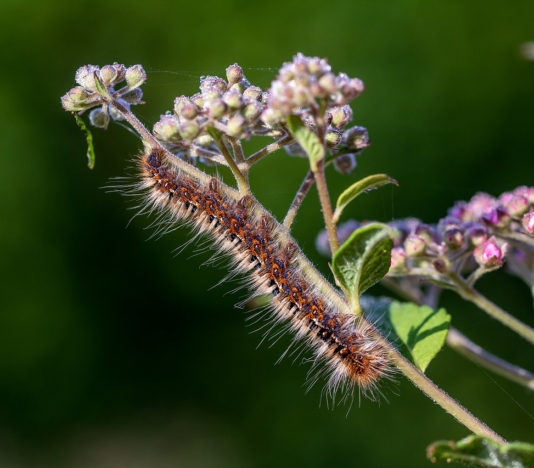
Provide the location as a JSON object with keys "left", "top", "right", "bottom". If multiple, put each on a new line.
{"left": 128, "top": 144, "right": 393, "bottom": 402}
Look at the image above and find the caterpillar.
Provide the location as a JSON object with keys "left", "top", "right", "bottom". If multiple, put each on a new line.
{"left": 129, "top": 144, "right": 394, "bottom": 403}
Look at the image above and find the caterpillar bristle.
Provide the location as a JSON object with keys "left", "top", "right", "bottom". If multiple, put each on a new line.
{"left": 126, "top": 146, "right": 395, "bottom": 404}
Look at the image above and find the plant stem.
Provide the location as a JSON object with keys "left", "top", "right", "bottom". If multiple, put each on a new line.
{"left": 314, "top": 159, "right": 339, "bottom": 254}
{"left": 381, "top": 333, "right": 507, "bottom": 444}
{"left": 209, "top": 129, "right": 251, "bottom": 195}
{"left": 245, "top": 134, "right": 294, "bottom": 168}
{"left": 382, "top": 277, "right": 534, "bottom": 390}
{"left": 449, "top": 272, "right": 534, "bottom": 345}
{"left": 283, "top": 169, "right": 315, "bottom": 229}
{"left": 447, "top": 327, "right": 534, "bottom": 390}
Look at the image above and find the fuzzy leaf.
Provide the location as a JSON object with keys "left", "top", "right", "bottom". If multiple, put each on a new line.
{"left": 287, "top": 115, "right": 324, "bottom": 171}
{"left": 333, "top": 174, "right": 398, "bottom": 223}
{"left": 74, "top": 115, "right": 96, "bottom": 169}
{"left": 389, "top": 302, "right": 451, "bottom": 372}
{"left": 427, "top": 436, "right": 534, "bottom": 467}
{"left": 332, "top": 223, "right": 393, "bottom": 310}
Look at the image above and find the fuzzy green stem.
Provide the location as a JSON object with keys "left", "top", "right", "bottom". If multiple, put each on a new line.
{"left": 449, "top": 272, "right": 534, "bottom": 344}
{"left": 314, "top": 159, "right": 339, "bottom": 254}
{"left": 447, "top": 327, "right": 534, "bottom": 390}
{"left": 283, "top": 169, "right": 315, "bottom": 229}
{"left": 382, "top": 335, "right": 506, "bottom": 444}
{"left": 245, "top": 134, "right": 294, "bottom": 168}
{"left": 208, "top": 129, "right": 250, "bottom": 195}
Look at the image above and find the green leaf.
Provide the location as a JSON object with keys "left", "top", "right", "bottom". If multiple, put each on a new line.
{"left": 74, "top": 115, "right": 96, "bottom": 169}
{"left": 389, "top": 302, "right": 451, "bottom": 372}
{"left": 333, "top": 174, "right": 398, "bottom": 223}
{"left": 286, "top": 114, "right": 324, "bottom": 171}
{"left": 427, "top": 435, "right": 534, "bottom": 467}
{"left": 332, "top": 223, "right": 393, "bottom": 311}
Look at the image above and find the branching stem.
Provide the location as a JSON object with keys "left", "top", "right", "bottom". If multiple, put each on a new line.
{"left": 283, "top": 169, "right": 315, "bottom": 229}
{"left": 449, "top": 272, "right": 534, "bottom": 345}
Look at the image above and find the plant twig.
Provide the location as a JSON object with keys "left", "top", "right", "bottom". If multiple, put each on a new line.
{"left": 382, "top": 332, "right": 507, "bottom": 444}
{"left": 382, "top": 277, "right": 534, "bottom": 390}
{"left": 447, "top": 327, "right": 534, "bottom": 390}
{"left": 283, "top": 169, "right": 315, "bottom": 229}
{"left": 449, "top": 272, "right": 534, "bottom": 345}
{"left": 314, "top": 159, "right": 339, "bottom": 254}
{"left": 244, "top": 133, "right": 294, "bottom": 168}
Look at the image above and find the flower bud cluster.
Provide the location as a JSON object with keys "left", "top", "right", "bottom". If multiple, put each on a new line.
{"left": 317, "top": 186, "right": 534, "bottom": 289}
{"left": 262, "top": 53, "right": 364, "bottom": 125}
{"left": 61, "top": 63, "right": 146, "bottom": 129}
{"left": 262, "top": 54, "right": 369, "bottom": 174}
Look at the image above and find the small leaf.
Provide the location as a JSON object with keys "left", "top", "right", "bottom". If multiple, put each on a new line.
{"left": 286, "top": 114, "right": 324, "bottom": 171}
{"left": 92, "top": 70, "right": 110, "bottom": 98}
{"left": 332, "top": 223, "right": 393, "bottom": 311}
{"left": 427, "top": 435, "right": 534, "bottom": 467}
{"left": 333, "top": 174, "right": 398, "bottom": 223}
{"left": 389, "top": 302, "right": 451, "bottom": 372}
{"left": 74, "top": 115, "right": 96, "bottom": 169}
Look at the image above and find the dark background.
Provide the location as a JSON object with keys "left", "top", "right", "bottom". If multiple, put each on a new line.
{"left": 1, "top": 1, "right": 534, "bottom": 466}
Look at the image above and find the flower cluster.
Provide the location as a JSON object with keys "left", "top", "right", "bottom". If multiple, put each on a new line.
{"left": 61, "top": 63, "right": 146, "bottom": 129}
{"left": 317, "top": 186, "right": 534, "bottom": 289}
{"left": 152, "top": 63, "right": 269, "bottom": 156}
{"left": 61, "top": 55, "right": 370, "bottom": 173}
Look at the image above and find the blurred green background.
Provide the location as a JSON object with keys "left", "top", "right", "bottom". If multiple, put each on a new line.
{"left": 1, "top": 0, "right": 534, "bottom": 466}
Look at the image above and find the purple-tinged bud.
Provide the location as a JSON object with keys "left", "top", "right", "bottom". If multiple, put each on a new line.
{"left": 226, "top": 114, "right": 246, "bottom": 138}
{"left": 325, "top": 129, "right": 342, "bottom": 148}
{"left": 193, "top": 135, "right": 214, "bottom": 147}
{"left": 449, "top": 201, "right": 467, "bottom": 221}
{"left": 465, "top": 224, "right": 487, "bottom": 247}
{"left": 226, "top": 64, "right": 244, "bottom": 86}
{"left": 337, "top": 219, "right": 360, "bottom": 244}
{"left": 438, "top": 216, "right": 461, "bottom": 234}
{"left": 334, "top": 154, "right": 357, "bottom": 174}
{"left": 482, "top": 207, "right": 511, "bottom": 229}
{"left": 443, "top": 227, "right": 465, "bottom": 249}
{"left": 284, "top": 142, "right": 307, "bottom": 157}
{"left": 223, "top": 89, "right": 244, "bottom": 110}
{"left": 318, "top": 73, "right": 337, "bottom": 95}
{"left": 190, "top": 93, "right": 204, "bottom": 109}
{"left": 100, "top": 63, "right": 126, "bottom": 87}
{"left": 432, "top": 258, "right": 450, "bottom": 274}
{"left": 342, "top": 126, "right": 370, "bottom": 150}
{"left": 202, "top": 86, "right": 223, "bottom": 100}
{"left": 463, "top": 193, "right": 498, "bottom": 222}
{"left": 404, "top": 235, "right": 426, "bottom": 257}
{"left": 200, "top": 76, "right": 227, "bottom": 94}
{"left": 329, "top": 106, "right": 353, "bottom": 129}
{"left": 153, "top": 115, "right": 182, "bottom": 143}
{"left": 61, "top": 86, "right": 98, "bottom": 112}
{"left": 307, "top": 56, "right": 330, "bottom": 76}
{"left": 178, "top": 120, "right": 200, "bottom": 141}
{"left": 503, "top": 195, "right": 529, "bottom": 218}
{"left": 174, "top": 96, "right": 199, "bottom": 119}
{"left": 473, "top": 237, "right": 507, "bottom": 269}
{"left": 125, "top": 65, "right": 146, "bottom": 90}
{"left": 414, "top": 223, "right": 436, "bottom": 244}
{"left": 315, "top": 229, "right": 331, "bottom": 257}
{"left": 522, "top": 212, "right": 534, "bottom": 236}
{"left": 243, "top": 86, "right": 263, "bottom": 101}
{"left": 88, "top": 107, "right": 109, "bottom": 129}
{"left": 205, "top": 98, "right": 227, "bottom": 119}
{"left": 260, "top": 107, "right": 282, "bottom": 126}
{"left": 75, "top": 65, "right": 99, "bottom": 91}
{"left": 242, "top": 100, "right": 263, "bottom": 123}
{"left": 389, "top": 247, "right": 407, "bottom": 273}
{"left": 229, "top": 81, "right": 248, "bottom": 94}
{"left": 121, "top": 87, "right": 143, "bottom": 104}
